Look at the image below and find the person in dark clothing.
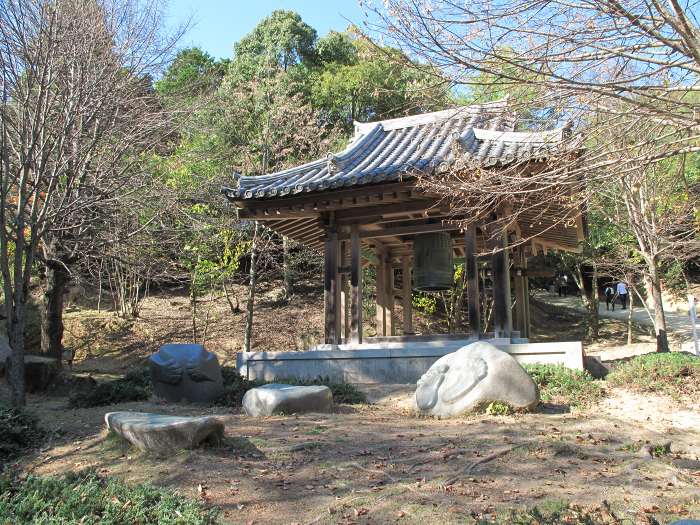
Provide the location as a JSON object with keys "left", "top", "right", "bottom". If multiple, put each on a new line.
{"left": 604, "top": 284, "right": 615, "bottom": 311}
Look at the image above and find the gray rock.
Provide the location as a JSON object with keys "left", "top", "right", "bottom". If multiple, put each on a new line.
{"left": 242, "top": 384, "right": 333, "bottom": 416}
{"left": 669, "top": 521, "right": 700, "bottom": 525}
{"left": 415, "top": 341, "right": 539, "bottom": 417}
{"left": 149, "top": 344, "right": 224, "bottom": 403}
{"left": 105, "top": 411, "right": 224, "bottom": 454}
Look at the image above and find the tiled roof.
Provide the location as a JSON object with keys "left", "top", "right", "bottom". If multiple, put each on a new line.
{"left": 223, "top": 100, "right": 571, "bottom": 201}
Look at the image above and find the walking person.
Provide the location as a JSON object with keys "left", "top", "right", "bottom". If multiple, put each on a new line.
{"left": 617, "top": 281, "right": 629, "bottom": 310}
{"left": 604, "top": 284, "right": 615, "bottom": 311}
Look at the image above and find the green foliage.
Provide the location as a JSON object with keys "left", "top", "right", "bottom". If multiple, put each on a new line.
{"left": 215, "top": 366, "right": 259, "bottom": 406}
{"left": 607, "top": 351, "right": 700, "bottom": 397}
{"left": 488, "top": 500, "right": 628, "bottom": 524}
{"left": 69, "top": 370, "right": 150, "bottom": 408}
{"left": 232, "top": 10, "right": 317, "bottom": 78}
{"left": 215, "top": 368, "right": 366, "bottom": 406}
{"left": 483, "top": 401, "right": 513, "bottom": 416}
{"left": 275, "top": 377, "right": 366, "bottom": 404}
{"left": 524, "top": 364, "right": 603, "bottom": 408}
{"left": 155, "top": 47, "right": 227, "bottom": 97}
{"left": 412, "top": 292, "right": 437, "bottom": 315}
{"left": 310, "top": 33, "right": 449, "bottom": 130}
{"left": 0, "top": 471, "right": 219, "bottom": 524}
{"left": 662, "top": 259, "right": 689, "bottom": 301}
{"left": 0, "top": 404, "right": 45, "bottom": 462}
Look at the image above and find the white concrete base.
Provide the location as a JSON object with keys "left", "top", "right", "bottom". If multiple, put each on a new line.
{"left": 237, "top": 338, "right": 584, "bottom": 384}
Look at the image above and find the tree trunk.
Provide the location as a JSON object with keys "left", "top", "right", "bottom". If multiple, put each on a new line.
{"left": 7, "top": 306, "right": 26, "bottom": 407}
{"left": 41, "top": 261, "right": 70, "bottom": 365}
{"left": 573, "top": 261, "right": 599, "bottom": 340}
{"left": 243, "top": 221, "right": 259, "bottom": 353}
{"left": 627, "top": 290, "right": 634, "bottom": 345}
{"left": 647, "top": 258, "right": 670, "bottom": 352}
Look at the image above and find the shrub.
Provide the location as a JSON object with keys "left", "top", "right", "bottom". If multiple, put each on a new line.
{"left": 214, "top": 368, "right": 367, "bottom": 406}
{"left": 69, "top": 371, "right": 150, "bottom": 408}
{"left": 214, "top": 367, "right": 258, "bottom": 406}
{"left": 483, "top": 401, "right": 513, "bottom": 416}
{"left": 274, "top": 376, "right": 367, "bottom": 404}
{"left": 524, "top": 364, "right": 603, "bottom": 408}
{"left": 0, "top": 470, "right": 219, "bottom": 524}
{"left": 0, "top": 404, "right": 45, "bottom": 462}
{"left": 492, "top": 500, "right": 633, "bottom": 524}
{"left": 607, "top": 351, "right": 700, "bottom": 397}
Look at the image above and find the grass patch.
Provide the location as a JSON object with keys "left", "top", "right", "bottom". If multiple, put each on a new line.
{"left": 479, "top": 401, "right": 514, "bottom": 416}
{"left": 606, "top": 351, "right": 700, "bottom": 398}
{"left": 0, "top": 470, "right": 218, "bottom": 524}
{"left": 273, "top": 377, "right": 367, "bottom": 404}
{"left": 69, "top": 369, "right": 150, "bottom": 408}
{"left": 490, "top": 501, "right": 624, "bottom": 524}
{"left": 525, "top": 364, "right": 603, "bottom": 408}
{"left": 0, "top": 404, "right": 45, "bottom": 463}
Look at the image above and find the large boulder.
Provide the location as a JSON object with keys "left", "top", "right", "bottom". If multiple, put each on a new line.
{"left": 415, "top": 341, "right": 539, "bottom": 417}
{"left": 105, "top": 411, "right": 224, "bottom": 454}
{"left": 149, "top": 344, "right": 224, "bottom": 403}
{"left": 242, "top": 384, "right": 333, "bottom": 416}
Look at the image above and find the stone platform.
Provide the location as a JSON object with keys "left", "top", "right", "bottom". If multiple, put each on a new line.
{"left": 237, "top": 337, "right": 584, "bottom": 383}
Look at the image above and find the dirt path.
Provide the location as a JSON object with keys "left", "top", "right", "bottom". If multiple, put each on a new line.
{"left": 18, "top": 387, "right": 700, "bottom": 525}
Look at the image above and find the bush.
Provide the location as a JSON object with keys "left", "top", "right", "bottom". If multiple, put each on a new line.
{"left": 0, "top": 470, "right": 219, "bottom": 524}
{"left": 69, "top": 370, "right": 150, "bottom": 408}
{"left": 607, "top": 351, "right": 700, "bottom": 397}
{"left": 525, "top": 364, "right": 603, "bottom": 408}
{"left": 214, "top": 368, "right": 367, "bottom": 406}
{"left": 0, "top": 404, "right": 45, "bottom": 462}
{"left": 214, "top": 367, "right": 258, "bottom": 406}
{"left": 274, "top": 376, "right": 367, "bottom": 404}
{"left": 483, "top": 401, "right": 514, "bottom": 416}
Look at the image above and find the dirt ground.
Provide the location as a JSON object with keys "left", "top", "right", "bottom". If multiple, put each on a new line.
{"left": 8, "top": 285, "right": 699, "bottom": 524}
{"left": 15, "top": 384, "right": 700, "bottom": 525}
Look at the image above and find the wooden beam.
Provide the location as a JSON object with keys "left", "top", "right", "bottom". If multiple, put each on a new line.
{"left": 402, "top": 256, "right": 413, "bottom": 335}
{"left": 233, "top": 182, "right": 418, "bottom": 213}
{"left": 334, "top": 199, "right": 439, "bottom": 222}
{"left": 338, "top": 221, "right": 461, "bottom": 241}
{"left": 340, "top": 241, "right": 350, "bottom": 343}
{"left": 465, "top": 224, "right": 481, "bottom": 338}
{"left": 350, "top": 224, "right": 363, "bottom": 343}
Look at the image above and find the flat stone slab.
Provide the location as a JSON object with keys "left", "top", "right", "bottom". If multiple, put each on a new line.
{"left": 105, "top": 412, "right": 224, "bottom": 454}
{"left": 242, "top": 384, "right": 333, "bottom": 416}
{"left": 415, "top": 341, "right": 539, "bottom": 417}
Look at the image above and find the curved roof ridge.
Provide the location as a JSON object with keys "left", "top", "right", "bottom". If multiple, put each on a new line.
{"left": 353, "top": 99, "right": 510, "bottom": 135}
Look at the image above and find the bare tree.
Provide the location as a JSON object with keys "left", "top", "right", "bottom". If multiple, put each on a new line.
{"left": 371, "top": 0, "right": 700, "bottom": 352}
{"left": 0, "top": 0, "right": 183, "bottom": 405}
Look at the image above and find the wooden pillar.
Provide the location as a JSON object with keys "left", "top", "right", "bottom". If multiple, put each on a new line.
{"left": 375, "top": 244, "right": 386, "bottom": 336}
{"left": 385, "top": 252, "right": 395, "bottom": 336}
{"left": 340, "top": 241, "right": 350, "bottom": 343}
{"left": 490, "top": 226, "right": 512, "bottom": 339}
{"left": 324, "top": 229, "right": 340, "bottom": 344}
{"left": 522, "top": 252, "right": 531, "bottom": 339}
{"left": 402, "top": 256, "right": 413, "bottom": 335}
{"left": 465, "top": 224, "right": 481, "bottom": 338}
{"left": 334, "top": 240, "right": 342, "bottom": 341}
{"left": 350, "top": 225, "right": 363, "bottom": 343}
{"left": 513, "top": 246, "right": 526, "bottom": 338}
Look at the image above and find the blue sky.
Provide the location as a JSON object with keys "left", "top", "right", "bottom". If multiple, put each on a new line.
{"left": 166, "top": 0, "right": 368, "bottom": 60}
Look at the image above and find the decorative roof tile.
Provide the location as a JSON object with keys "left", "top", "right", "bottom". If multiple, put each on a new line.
{"left": 223, "top": 100, "right": 571, "bottom": 201}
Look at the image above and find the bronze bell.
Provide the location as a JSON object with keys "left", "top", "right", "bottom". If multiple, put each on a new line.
{"left": 413, "top": 232, "right": 453, "bottom": 291}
